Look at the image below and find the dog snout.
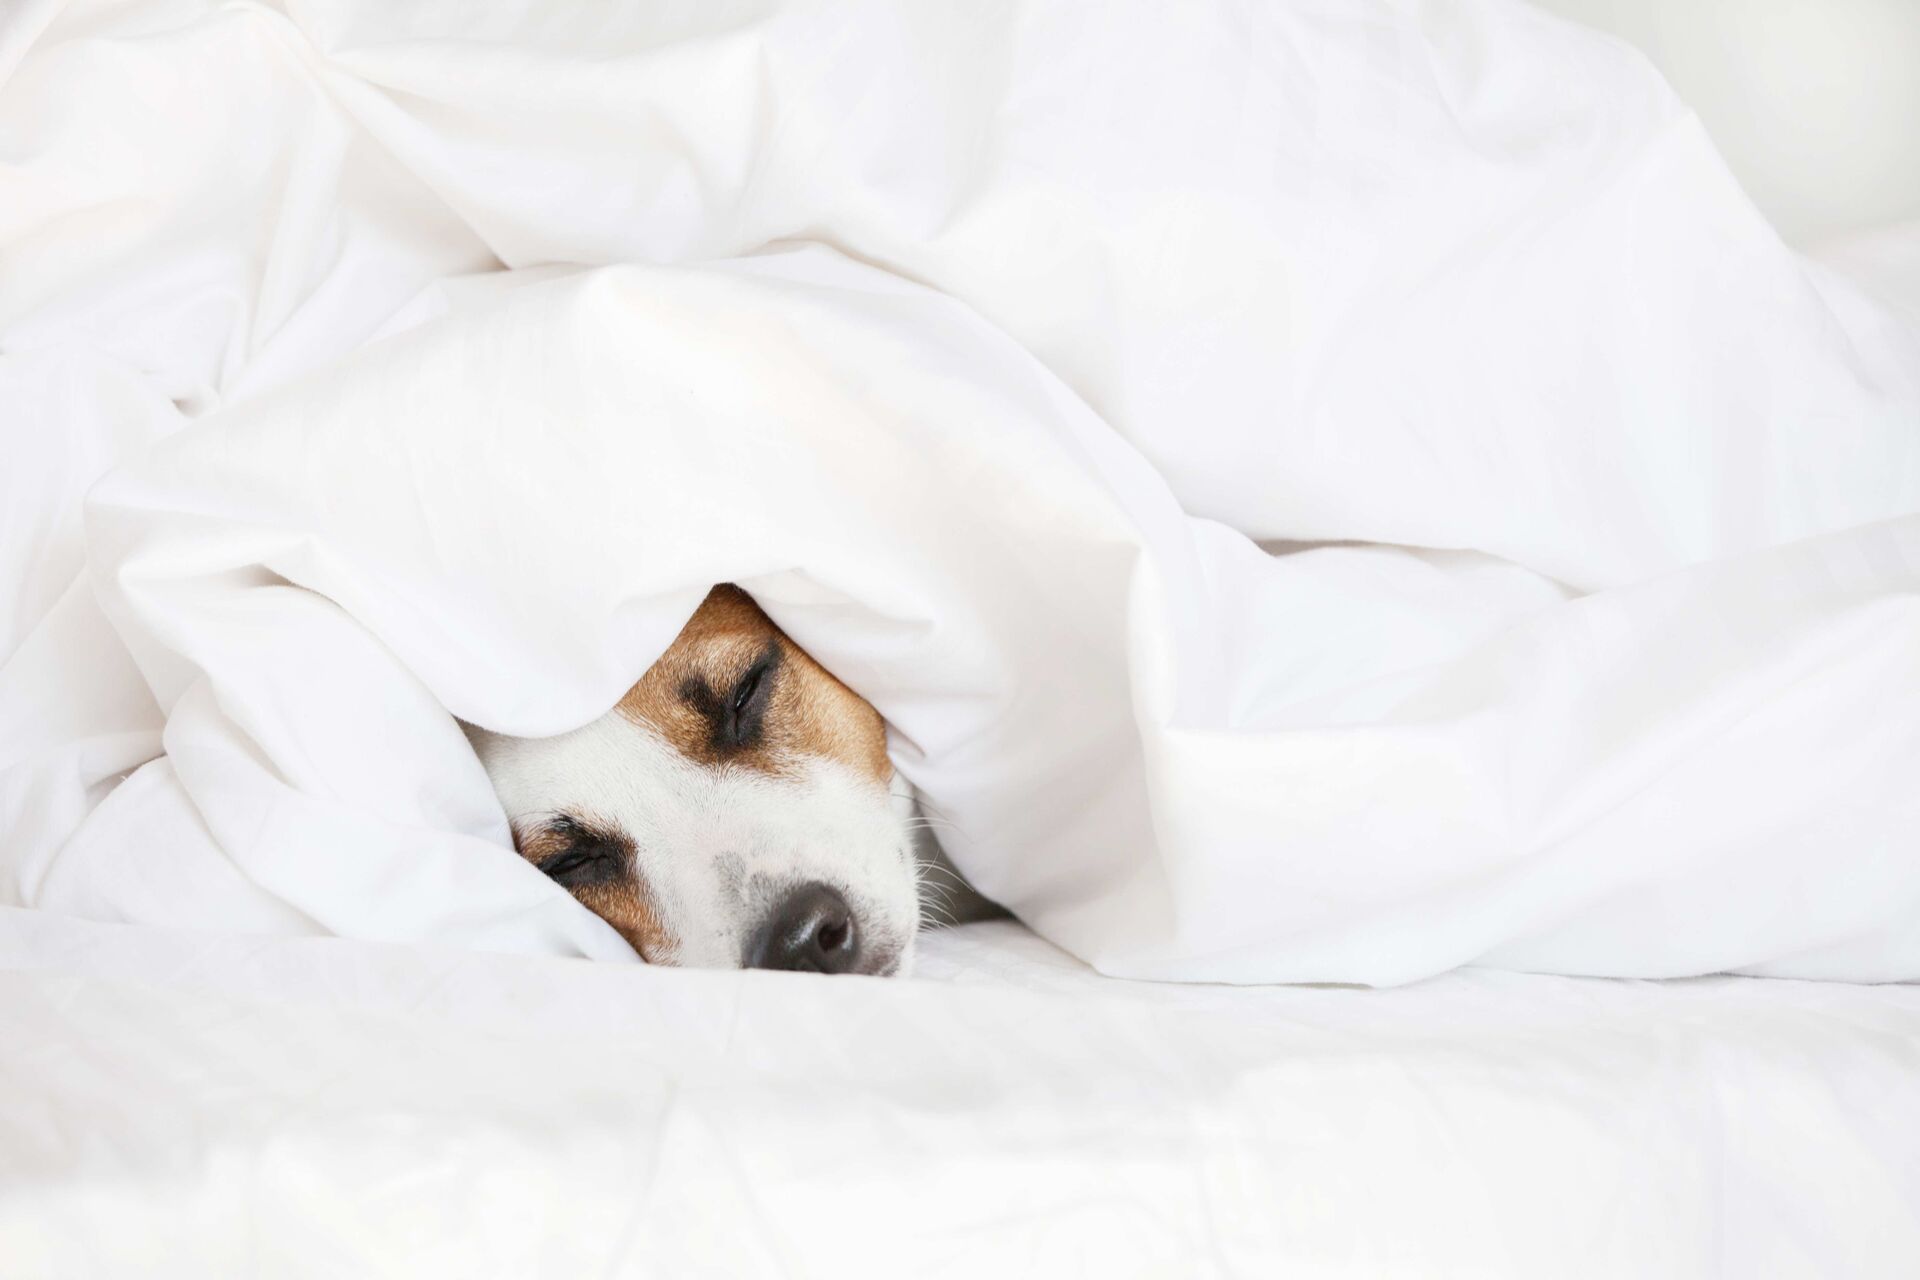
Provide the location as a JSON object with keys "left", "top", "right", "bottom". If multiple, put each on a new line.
{"left": 743, "top": 882, "right": 861, "bottom": 974}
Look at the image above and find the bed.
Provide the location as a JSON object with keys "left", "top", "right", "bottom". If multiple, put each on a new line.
{"left": 4, "top": 910, "right": 1917, "bottom": 1275}
{"left": 3, "top": 0, "right": 1919, "bottom": 1273}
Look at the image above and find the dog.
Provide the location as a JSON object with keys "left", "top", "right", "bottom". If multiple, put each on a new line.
{"left": 466, "top": 585, "right": 922, "bottom": 975}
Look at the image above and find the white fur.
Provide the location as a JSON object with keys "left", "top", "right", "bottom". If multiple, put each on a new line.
{"left": 469, "top": 712, "right": 918, "bottom": 972}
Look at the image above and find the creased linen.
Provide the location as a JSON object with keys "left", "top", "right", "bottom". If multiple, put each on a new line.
{"left": 2, "top": 0, "right": 1917, "bottom": 983}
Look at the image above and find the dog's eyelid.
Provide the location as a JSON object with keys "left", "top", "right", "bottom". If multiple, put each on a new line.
{"left": 731, "top": 661, "right": 768, "bottom": 714}
{"left": 542, "top": 847, "right": 619, "bottom": 886}
{"left": 535, "top": 815, "right": 629, "bottom": 888}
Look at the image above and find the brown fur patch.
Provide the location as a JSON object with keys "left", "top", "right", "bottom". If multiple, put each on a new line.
{"left": 515, "top": 816, "right": 675, "bottom": 961}
{"left": 616, "top": 585, "right": 891, "bottom": 787}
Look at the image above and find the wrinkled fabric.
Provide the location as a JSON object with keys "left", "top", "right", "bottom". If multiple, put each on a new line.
{"left": 2, "top": 912, "right": 1918, "bottom": 1276}
{"left": 2, "top": 0, "right": 1918, "bottom": 984}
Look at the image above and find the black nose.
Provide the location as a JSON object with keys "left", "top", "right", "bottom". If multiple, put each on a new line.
{"left": 744, "top": 882, "right": 860, "bottom": 974}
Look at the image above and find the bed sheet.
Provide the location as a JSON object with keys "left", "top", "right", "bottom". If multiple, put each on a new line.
{"left": 2, "top": 909, "right": 1915, "bottom": 1277}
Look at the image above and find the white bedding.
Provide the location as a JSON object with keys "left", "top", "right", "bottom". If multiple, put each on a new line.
{"left": 2, "top": 910, "right": 1917, "bottom": 1276}
{"left": 3, "top": 2, "right": 1920, "bottom": 1271}
{"left": 5, "top": 0, "right": 1919, "bottom": 986}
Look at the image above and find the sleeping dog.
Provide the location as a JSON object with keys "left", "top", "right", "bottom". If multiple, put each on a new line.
{"left": 467, "top": 585, "right": 922, "bottom": 975}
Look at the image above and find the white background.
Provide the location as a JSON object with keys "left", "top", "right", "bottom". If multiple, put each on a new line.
{"left": 1533, "top": 0, "right": 1920, "bottom": 244}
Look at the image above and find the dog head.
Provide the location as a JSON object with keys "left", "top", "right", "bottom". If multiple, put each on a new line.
{"left": 468, "top": 585, "right": 918, "bottom": 975}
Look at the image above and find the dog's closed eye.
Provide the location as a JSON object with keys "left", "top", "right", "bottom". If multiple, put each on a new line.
{"left": 730, "top": 663, "right": 765, "bottom": 716}
{"left": 725, "top": 654, "right": 775, "bottom": 736}
{"left": 679, "top": 642, "right": 781, "bottom": 754}
{"left": 536, "top": 815, "right": 628, "bottom": 890}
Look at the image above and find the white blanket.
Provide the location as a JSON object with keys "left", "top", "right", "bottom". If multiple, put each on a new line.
{"left": 3, "top": 0, "right": 1919, "bottom": 984}
{"left": 3, "top": 912, "right": 1917, "bottom": 1276}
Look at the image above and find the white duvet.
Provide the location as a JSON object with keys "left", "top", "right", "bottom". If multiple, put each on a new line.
{"left": 4, "top": 0, "right": 1920, "bottom": 990}
{"left": 2, "top": 911, "right": 1917, "bottom": 1276}
{"left": 5, "top": 3, "right": 1920, "bottom": 1274}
